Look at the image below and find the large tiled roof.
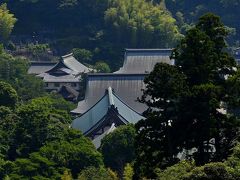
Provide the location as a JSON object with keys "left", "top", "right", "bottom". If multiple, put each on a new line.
{"left": 28, "top": 62, "right": 56, "bottom": 75}
{"left": 114, "top": 49, "right": 174, "bottom": 74}
{"left": 71, "top": 73, "right": 147, "bottom": 114}
{"left": 71, "top": 87, "right": 145, "bottom": 135}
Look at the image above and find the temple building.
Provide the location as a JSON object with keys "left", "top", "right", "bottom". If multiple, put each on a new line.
{"left": 72, "top": 87, "right": 145, "bottom": 148}
{"left": 38, "top": 53, "right": 93, "bottom": 91}
{"left": 71, "top": 73, "right": 147, "bottom": 115}
{"left": 71, "top": 49, "right": 173, "bottom": 147}
{"left": 72, "top": 49, "right": 173, "bottom": 115}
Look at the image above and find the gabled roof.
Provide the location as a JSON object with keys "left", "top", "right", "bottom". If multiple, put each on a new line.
{"left": 71, "top": 73, "right": 147, "bottom": 114}
{"left": 114, "top": 49, "right": 174, "bottom": 74}
{"left": 46, "top": 53, "right": 93, "bottom": 75}
{"left": 28, "top": 62, "right": 56, "bottom": 75}
{"left": 61, "top": 53, "right": 94, "bottom": 73}
{"left": 71, "top": 87, "right": 145, "bottom": 135}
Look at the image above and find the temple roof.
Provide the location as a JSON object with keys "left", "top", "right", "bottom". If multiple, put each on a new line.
{"left": 28, "top": 62, "right": 56, "bottom": 75}
{"left": 71, "top": 73, "right": 147, "bottom": 114}
{"left": 71, "top": 87, "right": 145, "bottom": 135}
{"left": 46, "top": 53, "right": 93, "bottom": 75}
{"left": 114, "top": 49, "right": 173, "bottom": 74}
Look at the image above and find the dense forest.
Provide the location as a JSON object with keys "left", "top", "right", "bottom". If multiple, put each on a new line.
{"left": 2, "top": 0, "right": 240, "bottom": 69}
{"left": 1, "top": 0, "right": 240, "bottom": 180}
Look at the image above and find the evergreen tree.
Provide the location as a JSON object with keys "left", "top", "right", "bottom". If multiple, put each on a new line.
{"left": 134, "top": 13, "right": 240, "bottom": 179}
{"left": 134, "top": 63, "right": 188, "bottom": 178}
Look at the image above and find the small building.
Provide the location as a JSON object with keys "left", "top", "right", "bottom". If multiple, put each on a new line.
{"left": 38, "top": 53, "right": 93, "bottom": 91}
{"left": 72, "top": 87, "right": 145, "bottom": 148}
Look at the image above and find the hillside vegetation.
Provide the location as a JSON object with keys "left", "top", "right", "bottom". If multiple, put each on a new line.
{"left": 3, "top": 0, "right": 239, "bottom": 69}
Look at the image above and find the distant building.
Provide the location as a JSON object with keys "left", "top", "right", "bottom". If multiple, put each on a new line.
{"left": 114, "top": 49, "right": 173, "bottom": 73}
{"left": 38, "top": 53, "right": 93, "bottom": 91}
{"left": 72, "top": 49, "right": 173, "bottom": 115}
{"left": 71, "top": 73, "right": 147, "bottom": 115}
{"left": 72, "top": 49, "right": 173, "bottom": 147}
{"left": 72, "top": 87, "right": 145, "bottom": 148}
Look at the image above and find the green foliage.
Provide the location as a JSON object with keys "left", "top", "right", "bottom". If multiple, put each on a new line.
{"left": 0, "top": 49, "right": 45, "bottom": 101}
{"left": 165, "top": 0, "right": 240, "bottom": 44}
{"left": 0, "top": 3, "right": 17, "bottom": 41}
{"left": 0, "top": 106, "right": 11, "bottom": 119}
{"left": 61, "top": 170, "right": 73, "bottom": 180}
{"left": 38, "top": 133, "right": 103, "bottom": 177}
{"left": 156, "top": 161, "right": 195, "bottom": 180}
{"left": 30, "top": 95, "right": 75, "bottom": 123}
{"left": 134, "top": 63, "right": 188, "bottom": 178}
{"left": 77, "top": 167, "right": 118, "bottom": 180}
{"left": 14, "top": 74, "right": 45, "bottom": 101}
{"left": 95, "top": 61, "right": 111, "bottom": 73}
{"left": 183, "top": 162, "right": 236, "bottom": 180}
{"left": 173, "top": 13, "right": 238, "bottom": 164}
{"left": 9, "top": 153, "right": 61, "bottom": 180}
{"left": 105, "top": 0, "right": 181, "bottom": 48}
{"left": 72, "top": 48, "right": 93, "bottom": 64}
{"left": 226, "top": 143, "right": 240, "bottom": 177}
{"left": 0, "top": 159, "right": 14, "bottom": 180}
{"left": 123, "top": 163, "right": 133, "bottom": 180}
{"left": 0, "top": 81, "right": 18, "bottom": 108}
{"left": 100, "top": 125, "right": 136, "bottom": 176}
{"left": 134, "top": 13, "right": 240, "bottom": 179}
{"left": 8, "top": 96, "right": 73, "bottom": 159}
{"left": 4, "top": 0, "right": 181, "bottom": 69}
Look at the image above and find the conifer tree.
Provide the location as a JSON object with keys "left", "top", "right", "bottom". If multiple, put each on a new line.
{"left": 134, "top": 13, "right": 240, "bottom": 179}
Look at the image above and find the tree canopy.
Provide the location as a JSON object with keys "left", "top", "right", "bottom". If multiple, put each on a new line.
{"left": 0, "top": 3, "right": 17, "bottom": 41}
{"left": 134, "top": 13, "right": 240, "bottom": 179}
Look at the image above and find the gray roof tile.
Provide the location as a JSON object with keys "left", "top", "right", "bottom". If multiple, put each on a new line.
{"left": 114, "top": 49, "right": 173, "bottom": 74}
{"left": 71, "top": 74, "right": 147, "bottom": 114}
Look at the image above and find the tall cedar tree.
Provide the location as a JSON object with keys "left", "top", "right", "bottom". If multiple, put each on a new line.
{"left": 134, "top": 13, "right": 240, "bottom": 179}
{"left": 134, "top": 63, "right": 188, "bottom": 178}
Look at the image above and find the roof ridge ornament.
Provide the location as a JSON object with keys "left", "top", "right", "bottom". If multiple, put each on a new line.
{"left": 108, "top": 87, "right": 115, "bottom": 106}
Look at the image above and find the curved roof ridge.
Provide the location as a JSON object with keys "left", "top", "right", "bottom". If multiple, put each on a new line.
{"left": 62, "top": 53, "right": 73, "bottom": 58}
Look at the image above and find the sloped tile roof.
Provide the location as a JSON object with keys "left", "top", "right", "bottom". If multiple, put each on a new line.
{"left": 71, "top": 74, "right": 147, "bottom": 114}
{"left": 114, "top": 49, "right": 174, "bottom": 74}
{"left": 71, "top": 87, "right": 145, "bottom": 135}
